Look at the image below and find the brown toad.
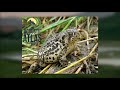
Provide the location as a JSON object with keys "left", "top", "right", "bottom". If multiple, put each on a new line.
{"left": 28, "top": 28, "right": 81, "bottom": 73}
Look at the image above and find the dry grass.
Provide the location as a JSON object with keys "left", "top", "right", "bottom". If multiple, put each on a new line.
{"left": 22, "top": 16, "right": 98, "bottom": 74}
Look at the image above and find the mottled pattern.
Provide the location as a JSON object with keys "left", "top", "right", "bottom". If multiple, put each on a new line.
{"left": 38, "top": 29, "right": 81, "bottom": 67}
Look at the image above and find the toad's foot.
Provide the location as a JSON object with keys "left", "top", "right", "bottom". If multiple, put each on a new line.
{"left": 59, "top": 57, "right": 68, "bottom": 68}
{"left": 27, "top": 62, "right": 39, "bottom": 74}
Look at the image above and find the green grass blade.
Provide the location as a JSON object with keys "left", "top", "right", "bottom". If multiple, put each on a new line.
{"left": 39, "top": 17, "right": 74, "bottom": 33}
{"left": 22, "top": 42, "right": 31, "bottom": 47}
{"left": 57, "top": 16, "right": 63, "bottom": 22}
{"left": 61, "top": 16, "right": 77, "bottom": 31}
{"left": 49, "top": 17, "right": 58, "bottom": 22}
{"left": 22, "top": 48, "right": 37, "bottom": 53}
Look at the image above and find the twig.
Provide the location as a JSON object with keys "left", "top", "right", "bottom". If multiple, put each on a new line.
{"left": 77, "top": 37, "right": 98, "bottom": 44}
{"left": 62, "top": 16, "right": 66, "bottom": 20}
{"left": 22, "top": 54, "right": 37, "bottom": 58}
{"left": 83, "top": 60, "right": 91, "bottom": 74}
{"left": 89, "top": 17, "right": 92, "bottom": 26}
{"left": 22, "top": 60, "right": 35, "bottom": 65}
{"left": 89, "top": 34, "right": 98, "bottom": 37}
{"left": 54, "top": 43, "right": 98, "bottom": 74}
{"left": 78, "top": 21, "right": 86, "bottom": 29}
{"left": 80, "top": 29, "right": 90, "bottom": 50}
{"left": 54, "top": 53, "right": 94, "bottom": 74}
{"left": 75, "top": 64, "right": 83, "bottom": 74}
{"left": 39, "top": 64, "right": 52, "bottom": 74}
{"left": 22, "top": 56, "right": 37, "bottom": 61}
{"left": 80, "top": 29, "right": 91, "bottom": 73}
{"left": 22, "top": 42, "right": 31, "bottom": 47}
{"left": 23, "top": 48, "right": 38, "bottom": 53}
{"left": 87, "top": 17, "right": 90, "bottom": 31}
{"left": 89, "top": 43, "right": 98, "bottom": 55}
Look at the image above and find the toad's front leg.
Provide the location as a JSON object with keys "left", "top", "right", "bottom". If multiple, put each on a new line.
{"left": 58, "top": 48, "right": 68, "bottom": 67}
{"left": 38, "top": 60, "right": 48, "bottom": 67}
{"left": 28, "top": 61, "right": 47, "bottom": 74}
{"left": 59, "top": 56, "right": 68, "bottom": 67}
{"left": 27, "top": 62, "right": 39, "bottom": 73}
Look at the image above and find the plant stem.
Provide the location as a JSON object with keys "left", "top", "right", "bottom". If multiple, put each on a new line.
{"left": 39, "top": 64, "right": 52, "bottom": 74}
{"left": 62, "top": 17, "right": 76, "bottom": 32}
{"left": 22, "top": 42, "right": 31, "bottom": 47}
{"left": 77, "top": 37, "right": 98, "bottom": 44}
{"left": 23, "top": 48, "right": 38, "bottom": 53}
{"left": 54, "top": 43, "right": 98, "bottom": 74}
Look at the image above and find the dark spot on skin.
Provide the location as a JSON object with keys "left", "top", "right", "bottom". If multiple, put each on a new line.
{"left": 55, "top": 39, "right": 58, "bottom": 42}
{"left": 48, "top": 48, "right": 52, "bottom": 52}
{"left": 55, "top": 54, "right": 58, "bottom": 56}
{"left": 59, "top": 45, "right": 62, "bottom": 48}
{"left": 53, "top": 57, "right": 55, "bottom": 60}
{"left": 48, "top": 44, "right": 52, "bottom": 47}
{"left": 57, "top": 48, "right": 60, "bottom": 51}
{"left": 49, "top": 57, "right": 51, "bottom": 59}
{"left": 50, "top": 52, "right": 54, "bottom": 54}
{"left": 56, "top": 43, "right": 59, "bottom": 47}
{"left": 49, "top": 61, "right": 53, "bottom": 63}
{"left": 59, "top": 39, "right": 62, "bottom": 43}
{"left": 62, "top": 36, "right": 65, "bottom": 40}
{"left": 52, "top": 45, "right": 56, "bottom": 50}
{"left": 55, "top": 48, "right": 60, "bottom": 52}
{"left": 63, "top": 43, "right": 65, "bottom": 46}
{"left": 46, "top": 53, "right": 49, "bottom": 56}
{"left": 44, "top": 51, "right": 47, "bottom": 54}
{"left": 59, "top": 55, "right": 62, "bottom": 57}
{"left": 46, "top": 57, "right": 48, "bottom": 59}
{"left": 51, "top": 41, "right": 54, "bottom": 45}
{"left": 62, "top": 41, "right": 65, "bottom": 44}
{"left": 47, "top": 42, "right": 50, "bottom": 46}
{"left": 55, "top": 49, "right": 58, "bottom": 52}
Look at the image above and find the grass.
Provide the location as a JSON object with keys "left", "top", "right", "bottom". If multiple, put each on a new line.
{"left": 22, "top": 16, "right": 98, "bottom": 74}
{"left": 0, "top": 13, "right": 120, "bottom": 77}
{"left": 39, "top": 16, "right": 77, "bottom": 33}
{"left": 0, "top": 59, "right": 120, "bottom": 78}
{"left": 22, "top": 16, "right": 87, "bottom": 55}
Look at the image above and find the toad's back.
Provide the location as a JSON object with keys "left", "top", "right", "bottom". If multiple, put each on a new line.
{"left": 38, "top": 28, "right": 80, "bottom": 65}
